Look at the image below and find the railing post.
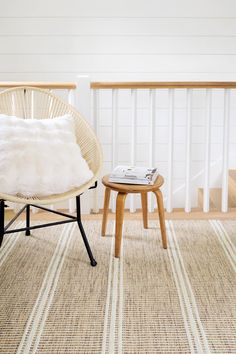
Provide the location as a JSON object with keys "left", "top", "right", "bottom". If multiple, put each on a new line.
{"left": 67, "top": 88, "right": 76, "bottom": 213}
{"left": 92, "top": 89, "right": 100, "bottom": 213}
{"left": 167, "top": 89, "right": 174, "bottom": 213}
{"left": 111, "top": 89, "right": 118, "bottom": 213}
{"left": 203, "top": 89, "right": 212, "bottom": 212}
{"left": 185, "top": 89, "right": 192, "bottom": 212}
{"left": 76, "top": 75, "right": 92, "bottom": 214}
{"left": 221, "top": 89, "right": 230, "bottom": 212}
{"left": 68, "top": 88, "right": 75, "bottom": 106}
{"left": 148, "top": 89, "right": 156, "bottom": 212}
{"left": 130, "top": 89, "right": 137, "bottom": 213}
{"left": 76, "top": 75, "right": 92, "bottom": 125}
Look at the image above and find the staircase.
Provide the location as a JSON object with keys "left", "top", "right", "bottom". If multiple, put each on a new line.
{"left": 198, "top": 169, "right": 236, "bottom": 210}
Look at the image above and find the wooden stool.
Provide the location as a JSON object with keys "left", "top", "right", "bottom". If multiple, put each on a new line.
{"left": 101, "top": 174, "right": 167, "bottom": 258}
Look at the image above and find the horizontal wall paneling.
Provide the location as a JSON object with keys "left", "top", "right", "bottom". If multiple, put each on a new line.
{"left": 1, "top": 0, "right": 236, "bottom": 17}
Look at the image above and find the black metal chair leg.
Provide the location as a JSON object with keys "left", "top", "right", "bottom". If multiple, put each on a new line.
{"left": 0, "top": 200, "right": 5, "bottom": 247}
{"left": 76, "top": 195, "right": 97, "bottom": 267}
{"left": 25, "top": 204, "right": 31, "bottom": 236}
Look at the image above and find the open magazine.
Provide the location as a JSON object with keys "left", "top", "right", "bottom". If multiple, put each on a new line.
{"left": 109, "top": 165, "right": 159, "bottom": 185}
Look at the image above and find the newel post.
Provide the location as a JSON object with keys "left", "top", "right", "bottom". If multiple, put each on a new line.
{"left": 76, "top": 75, "right": 92, "bottom": 126}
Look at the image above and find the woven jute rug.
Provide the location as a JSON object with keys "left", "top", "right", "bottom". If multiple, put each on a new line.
{"left": 0, "top": 219, "right": 235, "bottom": 353}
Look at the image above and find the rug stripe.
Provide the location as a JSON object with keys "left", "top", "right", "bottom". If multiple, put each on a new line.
{"left": 31, "top": 224, "right": 76, "bottom": 354}
{"left": 167, "top": 221, "right": 211, "bottom": 354}
{"left": 167, "top": 222, "right": 196, "bottom": 354}
{"left": 35, "top": 220, "right": 112, "bottom": 353}
{"left": 101, "top": 222, "right": 115, "bottom": 354}
{"left": 215, "top": 220, "right": 236, "bottom": 267}
{"left": 123, "top": 220, "right": 191, "bottom": 352}
{"left": 109, "top": 257, "right": 119, "bottom": 354}
{"left": 216, "top": 220, "right": 236, "bottom": 262}
{"left": 216, "top": 220, "right": 236, "bottom": 251}
{"left": 118, "top": 236, "right": 123, "bottom": 354}
{"left": 169, "top": 221, "right": 211, "bottom": 353}
{"left": 16, "top": 223, "right": 75, "bottom": 354}
{"left": 0, "top": 221, "right": 23, "bottom": 268}
{"left": 104, "top": 222, "right": 123, "bottom": 354}
{"left": 210, "top": 220, "right": 236, "bottom": 272}
{"left": 172, "top": 220, "right": 236, "bottom": 353}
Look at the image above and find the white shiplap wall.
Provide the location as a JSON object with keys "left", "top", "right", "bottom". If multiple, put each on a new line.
{"left": 1, "top": 0, "right": 236, "bottom": 81}
{"left": 1, "top": 0, "right": 236, "bottom": 210}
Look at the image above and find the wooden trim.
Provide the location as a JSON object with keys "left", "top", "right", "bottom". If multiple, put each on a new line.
{"left": 0, "top": 82, "right": 76, "bottom": 90}
{"left": 5, "top": 209, "right": 236, "bottom": 221}
{"left": 3, "top": 81, "right": 236, "bottom": 90}
{"left": 91, "top": 82, "right": 236, "bottom": 89}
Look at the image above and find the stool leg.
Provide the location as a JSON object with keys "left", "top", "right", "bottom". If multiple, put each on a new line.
{"left": 153, "top": 189, "right": 167, "bottom": 249}
{"left": 141, "top": 192, "right": 148, "bottom": 229}
{"left": 115, "top": 192, "right": 127, "bottom": 258}
{"left": 102, "top": 187, "right": 111, "bottom": 236}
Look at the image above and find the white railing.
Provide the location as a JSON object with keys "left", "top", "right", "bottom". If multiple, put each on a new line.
{"left": 1, "top": 79, "right": 236, "bottom": 214}
{"left": 89, "top": 80, "right": 236, "bottom": 214}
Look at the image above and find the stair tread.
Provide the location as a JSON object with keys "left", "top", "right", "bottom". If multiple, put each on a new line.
{"left": 198, "top": 187, "right": 236, "bottom": 209}
{"left": 229, "top": 169, "right": 236, "bottom": 181}
{"left": 228, "top": 170, "right": 236, "bottom": 201}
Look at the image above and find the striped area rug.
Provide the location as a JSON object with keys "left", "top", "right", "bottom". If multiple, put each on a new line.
{"left": 0, "top": 219, "right": 235, "bottom": 353}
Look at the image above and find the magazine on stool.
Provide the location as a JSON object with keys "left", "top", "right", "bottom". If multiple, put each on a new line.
{"left": 109, "top": 165, "right": 159, "bottom": 185}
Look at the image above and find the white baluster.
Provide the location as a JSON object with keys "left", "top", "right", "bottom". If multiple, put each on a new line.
{"left": 112, "top": 89, "right": 118, "bottom": 213}
{"left": 148, "top": 89, "right": 156, "bottom": 212}
{"left": 68, "top": 88, "right": 76, "bottom": 213}
{"left": 76, "top": 75, "right": 92, "bottom": 214}
{"left": 31, "top": 90, "right": 34, "bottom": 119}
{"left": 185, "top": 89, "right": 192, "bottom": 212}
{"left": 221, "top": 89, "right": 230, "bottom": 212}
{"left": 30, "top": 90, "right": 40, "bottom": 214}
{"left": 130, "top": 89, "right": 137, "bottom": 212}
{"left": 203, "top": 89, "right": 212, "bottom": 212}
{"left": 92, "top": 89, "right": 100, "bottom": 213}
{"left": 167, "top": 89, "right": 174, "bottom": 213}
{"left": 11, "top": 95, "right": 19, "bottom": 214}
{"left": 68, "top": 88, "right": 75, "bottom": 105}
{"left": 48, "top": 89, "right": 56, "bottom": 211}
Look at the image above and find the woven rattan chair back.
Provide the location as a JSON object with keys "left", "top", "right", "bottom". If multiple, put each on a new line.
{"left": 0, "top": 86, "right": 102, "bottom": 205}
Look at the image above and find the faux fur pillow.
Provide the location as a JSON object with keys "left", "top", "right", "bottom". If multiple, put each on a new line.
{"left": 0, "top": 114, "right": 93, "bottom": 197}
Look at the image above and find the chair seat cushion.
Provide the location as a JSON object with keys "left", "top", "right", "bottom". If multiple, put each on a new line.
{"left": 0, "top": 114, "right": 93, "bottom": 197}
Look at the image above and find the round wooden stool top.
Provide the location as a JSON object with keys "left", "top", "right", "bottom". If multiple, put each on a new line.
{"left": 102, "top": 174, "right": 164, "bottom": 193}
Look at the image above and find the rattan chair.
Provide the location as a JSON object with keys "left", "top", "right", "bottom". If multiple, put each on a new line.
{"left": 0, "top": 86, "right": 103, "bottom": 266}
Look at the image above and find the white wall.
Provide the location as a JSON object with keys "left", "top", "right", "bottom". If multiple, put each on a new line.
{"left": 1, "top": 0, "right": 236, "bottom": 210}
{"left": 1, "top": 0, "right": 236, "bottom": 82}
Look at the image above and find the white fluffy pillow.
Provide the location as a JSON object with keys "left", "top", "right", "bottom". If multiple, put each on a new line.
{"left": 0, "top": 114, "right": 93, "bottom": 197}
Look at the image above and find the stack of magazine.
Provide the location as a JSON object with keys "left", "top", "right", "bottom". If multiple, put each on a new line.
{"left": 109, "top": 165, "right": 159, "bottom": 185}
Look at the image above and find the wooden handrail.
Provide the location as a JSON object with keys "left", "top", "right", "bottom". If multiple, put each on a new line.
{"left": 0, "top": 82, "right": 76, "bottom": 90}
{"left": 2, "top": 81, "right": 236, "bottom": 90}
{"left": 91, "top": 82, "right": 236, "bottom": 89}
